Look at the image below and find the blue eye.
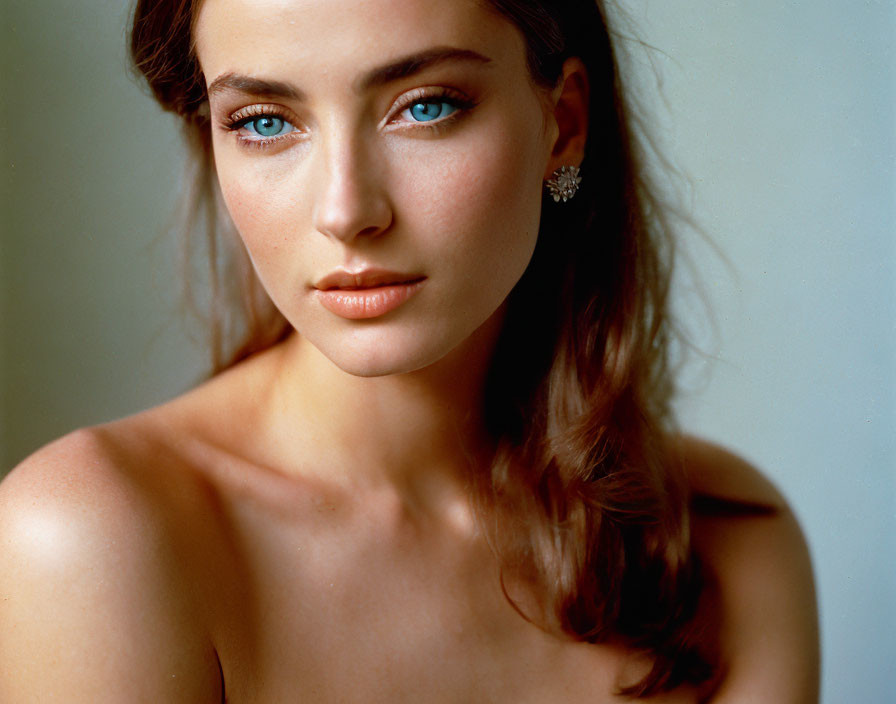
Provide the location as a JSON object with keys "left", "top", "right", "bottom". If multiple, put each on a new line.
{"left": 243, "top": 116, "right": 293, "bottom": 137}
{"left": 408, "top": 100, "right": 458, "bottom": 122}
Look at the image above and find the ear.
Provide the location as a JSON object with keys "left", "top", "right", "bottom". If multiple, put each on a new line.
{"left": 544, "top": 58, "right": 589, "bottom": 178}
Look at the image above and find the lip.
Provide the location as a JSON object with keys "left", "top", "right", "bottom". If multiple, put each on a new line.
{"left": 313, "top": 268, "right": 424, "bottom": 291}
{"left": 312, "top": 268, "right": 426, "bottom": 320}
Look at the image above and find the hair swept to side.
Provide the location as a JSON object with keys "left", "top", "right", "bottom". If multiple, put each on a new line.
{"left": 130, "top": 0, "right": 721, "bottom": 697}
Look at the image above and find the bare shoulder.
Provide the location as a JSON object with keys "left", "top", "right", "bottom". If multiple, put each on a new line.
{"left": 675, "top": 436, "right": 820, "bottom": 703}
{"left": 0, "top": 426, "right": 223, "bottom": 702}
{"left": 675, "top": 435, "right": 787, "bottom": 509}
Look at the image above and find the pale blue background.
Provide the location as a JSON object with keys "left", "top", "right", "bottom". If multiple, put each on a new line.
{"left": 2, "top": 1, "right": 893, "bottom": 700}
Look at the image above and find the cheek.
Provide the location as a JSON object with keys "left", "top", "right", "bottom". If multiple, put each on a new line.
{"left": 216, "top": 151, "right": 300, "bottom": 244}
{"left": 214, "top": 150, "right": 319, "bottom": 290}
{"left": 405, "top": 114, "right": 548, "bottom": 293}
{"left": 211, "top": 99, "right": 549, "bottom": 318}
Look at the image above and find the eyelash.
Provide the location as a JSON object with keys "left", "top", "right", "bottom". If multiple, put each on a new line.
{"left": 222, "top": 104, "right": 301, "bottom": 151}
{"left": 388, "top": 87, "right": 477, "bottom": 133}
{"left": 221, "top": 88, "right": 477, "bottom": 151}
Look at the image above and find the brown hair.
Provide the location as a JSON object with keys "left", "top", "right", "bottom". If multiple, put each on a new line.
{"left": 131, "top": 0, "right": 718, "bottom": 696}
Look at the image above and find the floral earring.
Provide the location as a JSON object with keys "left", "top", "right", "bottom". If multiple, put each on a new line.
{"left": 545, "top": 166, "right": 582, "bottom": 203}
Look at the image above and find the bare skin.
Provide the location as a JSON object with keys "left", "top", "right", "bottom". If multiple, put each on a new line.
{"left": 0, "top": 0, "right": 818, "bottom": 700}
{"left": 0, "top": 337, "right": 819, "bottom": 703}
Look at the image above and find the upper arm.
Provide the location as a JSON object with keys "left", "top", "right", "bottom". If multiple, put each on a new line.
{"left": 681, "top": 438, "right": 820, "bottom": 704}
{"left": 0, "top": 431, "right": 221, "bottom": 703}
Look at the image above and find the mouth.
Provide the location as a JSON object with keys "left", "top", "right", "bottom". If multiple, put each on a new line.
{"left": 313, "top": 269, "right": 425, "bottom": 291}
{"left": 312, "top": 269, "right": 427, "bottom": 320}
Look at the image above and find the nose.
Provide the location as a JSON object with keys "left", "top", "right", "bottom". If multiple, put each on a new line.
{"left": 312, "top": 132, "right": 393, "bottom": 243}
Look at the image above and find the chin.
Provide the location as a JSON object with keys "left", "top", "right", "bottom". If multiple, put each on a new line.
{"left": 291, "top": 295, "right": 508, "bottom": 380}
{"left": 307, "top": 327, "right": 458, "bottom": 379}
{"left": 325, "top": 348, "right": 448, "bottom": 379}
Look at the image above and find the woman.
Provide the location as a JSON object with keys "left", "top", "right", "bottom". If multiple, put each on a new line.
{"left": 0, "top": 0, "right": 818, "bottom": 701}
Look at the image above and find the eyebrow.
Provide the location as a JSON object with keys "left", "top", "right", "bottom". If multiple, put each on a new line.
{"left": 207, "top": 74, "right": 305, "bottom": 101}
{"left": 206, "top": 46, "right": 493, "bottom": 101}
{"left": 354, "top": 46, "right": 493, "bottom": 91}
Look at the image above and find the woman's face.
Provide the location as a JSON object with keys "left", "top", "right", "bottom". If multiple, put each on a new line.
{"left": 195, "top": 0, "right": 560, "bottom": 376}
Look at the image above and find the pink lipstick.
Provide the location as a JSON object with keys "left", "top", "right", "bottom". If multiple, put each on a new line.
{"left": 313, "top": 269, "right": 426, "bottom": 320}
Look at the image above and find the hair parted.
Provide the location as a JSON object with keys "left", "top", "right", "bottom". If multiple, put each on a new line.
{"left": 130, "top": 0, "right": 720, "bottom": 696}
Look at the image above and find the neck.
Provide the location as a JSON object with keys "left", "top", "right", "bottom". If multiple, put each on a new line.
{"left": 256, "top": 312, "right": 504, "bottom": 515}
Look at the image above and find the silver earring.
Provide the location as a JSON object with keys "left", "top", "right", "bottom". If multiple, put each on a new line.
{"left": 545, "top": 166, "right": 582, "bottom": 202}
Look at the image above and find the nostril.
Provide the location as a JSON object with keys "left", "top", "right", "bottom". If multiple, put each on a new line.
{"left": 313, "top": 187, "right": 393, "bottom": 243}
{"left": 312, "top": 142, "right": 393, "bottom": 242}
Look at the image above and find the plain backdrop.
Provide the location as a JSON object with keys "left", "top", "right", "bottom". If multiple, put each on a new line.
{"left": 2, "top": 1, "right": 893, "bottom": 700}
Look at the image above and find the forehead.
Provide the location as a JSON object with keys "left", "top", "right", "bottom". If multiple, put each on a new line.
{"left": 194, "top": 0, "right": 525, "bottom": 83}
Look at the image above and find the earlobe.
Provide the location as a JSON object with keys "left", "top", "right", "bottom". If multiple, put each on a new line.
{"left": 544, "top": 58, "right": 589, "bottom": 179}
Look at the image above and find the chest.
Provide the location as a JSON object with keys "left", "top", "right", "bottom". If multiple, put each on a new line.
{"left": 201, "top": 493, "right": 694, "bottom": 703}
